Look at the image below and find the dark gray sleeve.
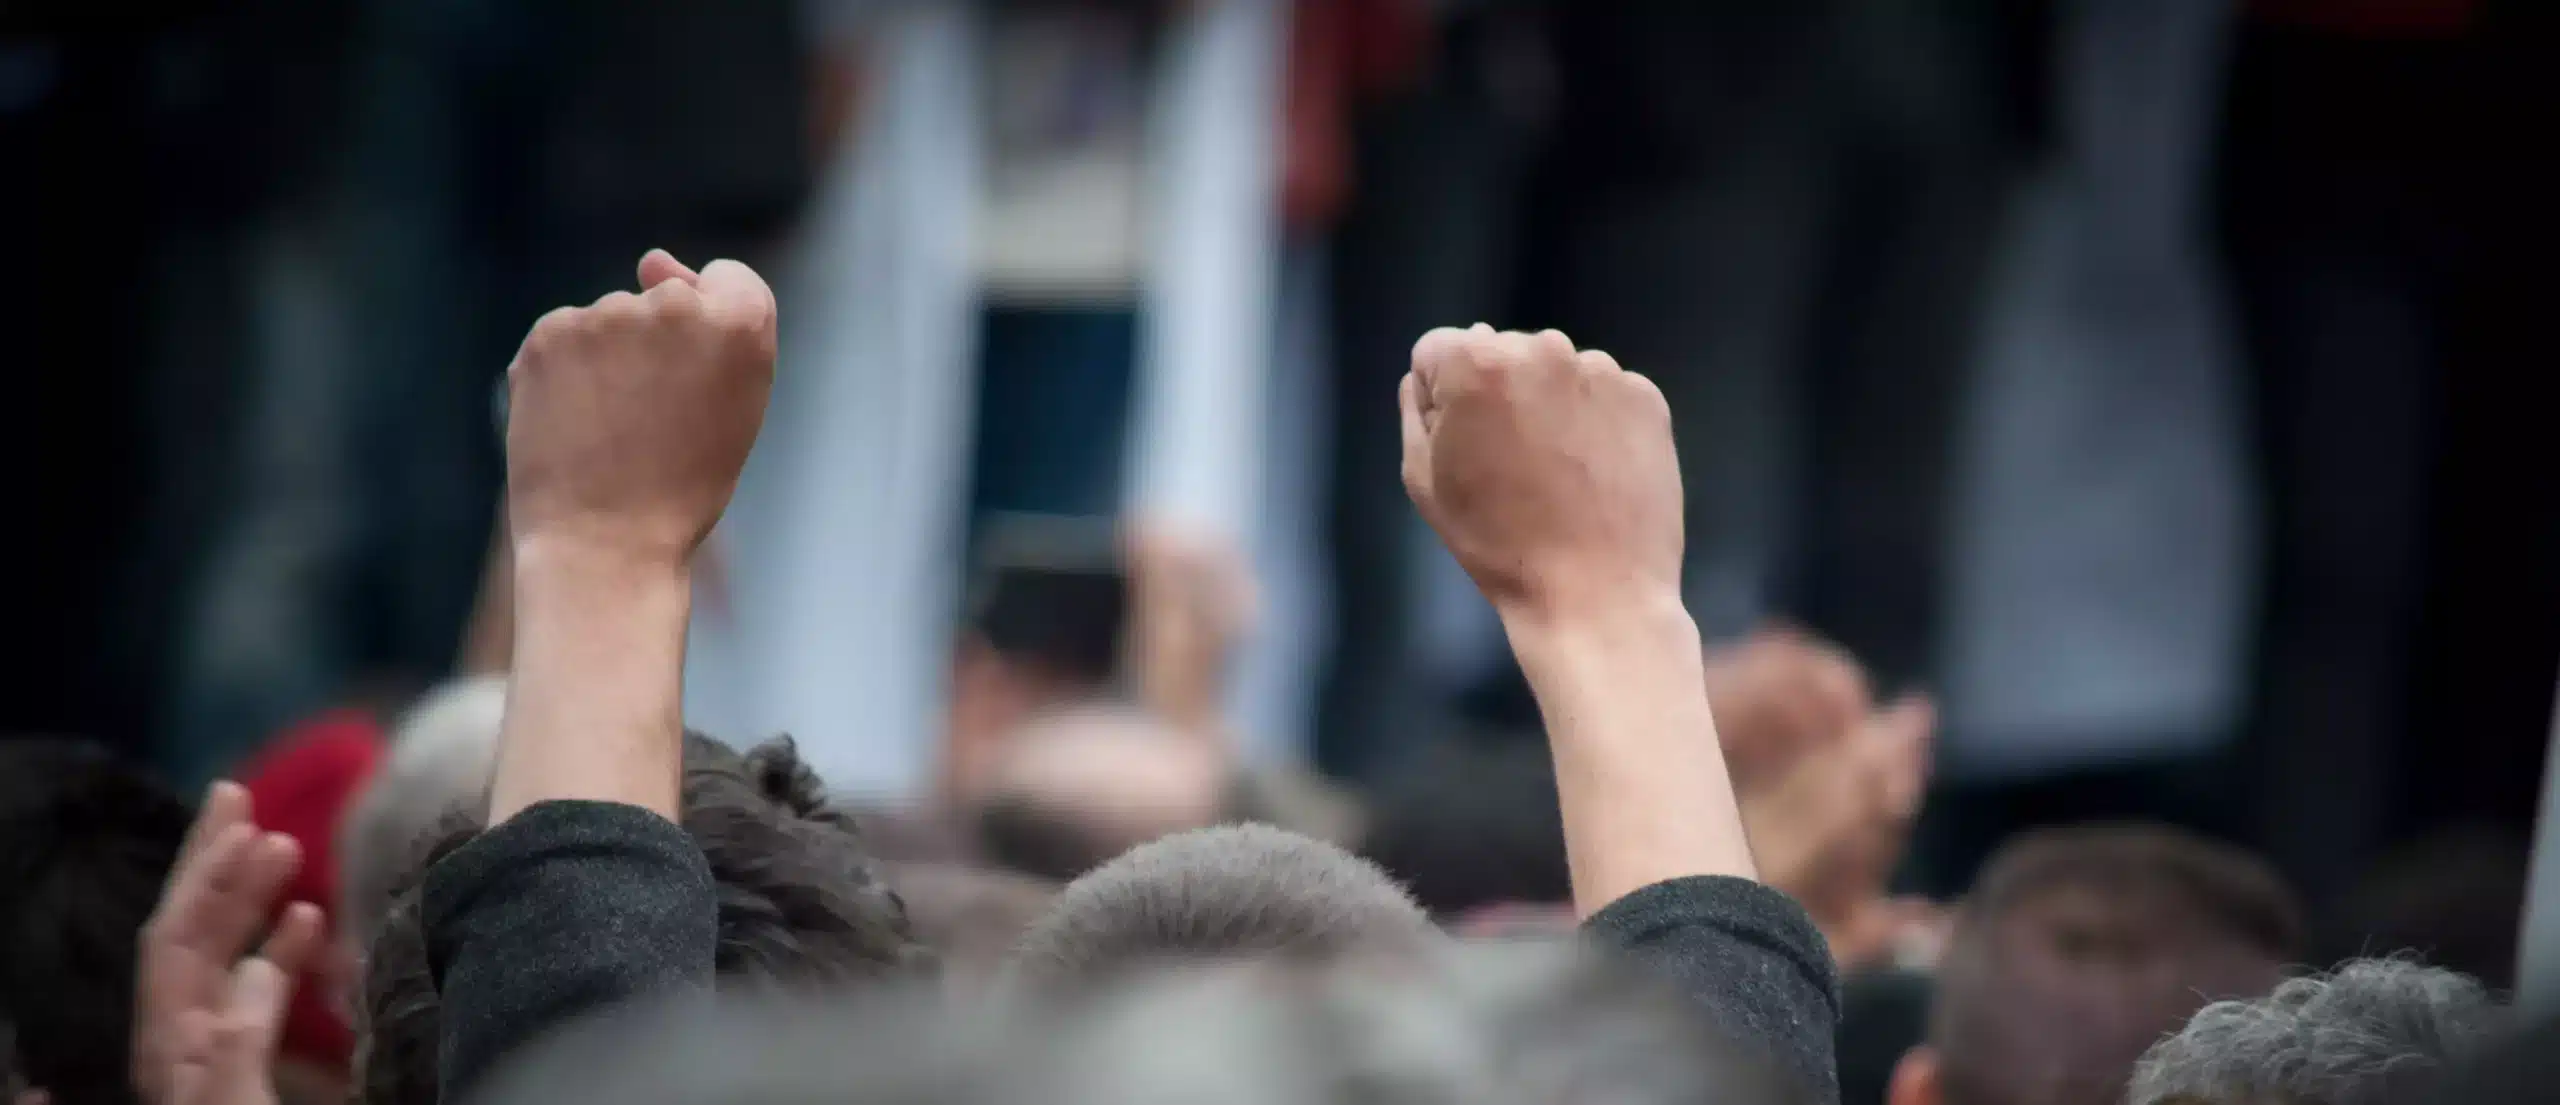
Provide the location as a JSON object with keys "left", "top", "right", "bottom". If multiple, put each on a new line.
{"left": 424, "top": 800, "right": 718, "bottom": 1103}
{"left": 1581, "top": 876, "right": 1842, "bottom": 1103}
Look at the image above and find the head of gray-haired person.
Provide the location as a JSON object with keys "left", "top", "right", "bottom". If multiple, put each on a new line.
{"left": 2126, "top": 958, "right": 2504, "bottom": 1105}
{"left": 475, "top": 941, "right": 1815, "bottom": 1105}
{"left": 1002, "top": 823, "right": 1444, "bottom": 986}
{"left": 335, "top": 675, "right": 506, "bottom": 949}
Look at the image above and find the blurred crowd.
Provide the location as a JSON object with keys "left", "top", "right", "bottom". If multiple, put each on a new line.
{"left": 5, "top": 1, "right": 2560, "bottom": 1104}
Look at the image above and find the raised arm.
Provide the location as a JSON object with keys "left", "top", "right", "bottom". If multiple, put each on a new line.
{"left": 1400, "top": 326, "right": 1841, "bottom": 1100}
{"left": 424, "top": 250, "right": 776, "bottom": 1101}
{"left": 487, "top": 249, "right": 775, "bottom": 825}
{"left": 1398, "top": 325, "right": 1753, "bottom": 915}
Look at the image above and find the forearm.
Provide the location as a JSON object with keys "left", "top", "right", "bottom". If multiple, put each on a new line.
{"left": 488, "top": 538, "right": 692, "bottom": 824}
{"left": 1502, "top": 593, "right": 1757, "bottom": 917}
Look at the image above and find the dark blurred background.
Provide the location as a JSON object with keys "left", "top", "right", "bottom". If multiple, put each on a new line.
{"left": 6, "top": 0, "right": 2559, "bottom": 920}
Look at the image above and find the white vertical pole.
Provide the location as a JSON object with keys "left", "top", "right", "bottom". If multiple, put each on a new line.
{"left": 1123, "top": 0, "right": 1292, "bottom": 756}
{"left": 686, "top": 3, "right": 984, "bottom": 795}
{"left": 1124, "top": 0, "right": 1285, "bottom": 541}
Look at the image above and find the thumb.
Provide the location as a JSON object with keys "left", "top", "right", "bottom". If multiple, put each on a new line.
{"left": 1398, "top": 372, "right": 1433, "bottom": 507}
{"left": 1408, "top": 327, "right": 1473, "bottom": 425}
{"left": 637, "top": 249, "right": 701, "bottom": 290}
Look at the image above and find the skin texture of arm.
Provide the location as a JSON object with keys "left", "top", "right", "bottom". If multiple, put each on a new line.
{"left": 1502, "top": 595, "right": 1757, "bottom": 918}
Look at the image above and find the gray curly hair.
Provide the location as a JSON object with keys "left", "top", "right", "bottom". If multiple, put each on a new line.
{"left": 2126, "top": 958, "right": 2503, "bottom": 1105}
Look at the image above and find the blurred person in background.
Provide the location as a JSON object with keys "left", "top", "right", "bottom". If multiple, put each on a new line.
{"left": 4, "top": 1, "right": 361, "bottom": 763}
{"left": 2320, "top": 827, "right": 2529, "bottom": 994}
{"left": 1367, "top": 626, "right": 1938, "bottom": 973}
{"left": 1926, "top": 0, "right": 2254, "bottom": 893}
{"left": 1, "top": 1018, "right": 30, "bottom": 1105}
{"left": 153, "top": 0, "right": 816, "bottom": 788}
{"left": 1357, "top": 737, "right": 1572, "bottom": 921}
{"left": 1888, "top": 825, "right": 2299, "bottom": 1105}
{"left": 1318, "top": 0, "right": 2043, "bottom": 780}
{"left": 880, "top": 862, "right": 1059, "bottom": 987}
{"left": 0, "top": 740, "right": 194, "bottom": 1105}
{"left": 969, "top": 703, "right": 1231, "bottom": 882}
{"left": 2221, "top": 0, "right": 2543, "bottom": 915}
{"left": 684, "top": 0, "right": 1297, "bottom": 789}
{"left": 862, "top": 520, "right": 1342, "bottom": 875}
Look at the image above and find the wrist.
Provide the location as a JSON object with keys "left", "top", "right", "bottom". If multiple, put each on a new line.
{"left": 1497, "top": 585, "right": 1757, "bottom": 909}
{"left": 1495, "top": 586, "right": 1695, "bottom": 661}
{"left": 511, "top": 534, "right": 693, "bottom": 609}
{"left": 491, "top": 533, "right": 694, "bottom": 824}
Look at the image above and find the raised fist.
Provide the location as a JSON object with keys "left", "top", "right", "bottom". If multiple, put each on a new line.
{"left": 1400, "top": 326, "right": 1684, "bottom": 620}
{"left": 504, "top": 250, "right": 777, "bottom": 568}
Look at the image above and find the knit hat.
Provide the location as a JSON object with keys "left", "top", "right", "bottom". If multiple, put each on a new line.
{"left": 235, "top": 709, "right": 387, "bottom": 1074}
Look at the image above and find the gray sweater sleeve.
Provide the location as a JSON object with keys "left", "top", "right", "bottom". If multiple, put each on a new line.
{"left": 423, "top": 800, "right": 719, "bottom": 1103}
{"left": 1581, "top": 876, "right": 1843, "bottom": 1103}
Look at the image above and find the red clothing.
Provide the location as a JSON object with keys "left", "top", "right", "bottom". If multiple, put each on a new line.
{"left": 1282, "top": 0, "right": 1429, "bottom": 229}
{"left": 235, "top": 710, "right": 386, "bottom": 1074}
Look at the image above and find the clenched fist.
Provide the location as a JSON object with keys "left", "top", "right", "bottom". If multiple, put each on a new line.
{"left": 505, "top": 250, "right": 777, "bottom": 569}
{"left": 1401, "top": 326, "right": 1684, "bottom": 621}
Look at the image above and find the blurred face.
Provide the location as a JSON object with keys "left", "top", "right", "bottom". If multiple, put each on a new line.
{"left": 982, "top": 707, "right": 1228, "bottom": 846}
{"left": 943, "top": 638, "right": 1093, "bottom": 806}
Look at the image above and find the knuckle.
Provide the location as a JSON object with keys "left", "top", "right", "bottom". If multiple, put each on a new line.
{"left": 209, "top": 1018, "right": 251, "bottom": 1050}
{"left": 711, "top": 291, "right": 773, "bottom": 338}
{"left": 1459, "top": 334, "right": 1514, "bottom": 380}
{"left": 591, "top": 291, "right": 647, "bottom": 326}
{"left": 1620, "top": 371, "right": 1670, "bottom": 412}
{"left": 1535, "top": 328, "right": 1579, "bottom": 363}
{"left": 644, "top": 278, "right": 703, "bottom": 318}
{"left": 526, "top": 306, "right": 582, "bottom": 348}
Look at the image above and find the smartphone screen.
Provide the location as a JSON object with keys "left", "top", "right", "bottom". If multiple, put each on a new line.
{"left": 963, "top": 513, "right": 1127, "bottom": 690}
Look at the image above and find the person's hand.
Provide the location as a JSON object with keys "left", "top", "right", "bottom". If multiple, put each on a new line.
{"left": 1822, "top": 896, "right": 1952, "bottom": 973}
{"left": 1405, "top": 326, "right": 1752, "bottom": 909}
{"left": 1742, "top": 694, "right": 1935, "bottom": 969}
{"left": 167, "top": 907, "right": 323, "bottom": 1105}
{"left": 504, "top": 248, "right": 777, "bottom": 573}
{"left": 1124, "top": 524, "right": 1258, "bottom": 738}
{"left": 135, "top": 784, "right": 324, "bottom": 1105}
{"left": 1704, "top": 625, "right": 1873, "bottom": 788}
{"left": 488, "top": 250, "right": 779, "bottom": 823}
{"left": 1401, "top": 326, "right": 1683, "bottom": 624}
